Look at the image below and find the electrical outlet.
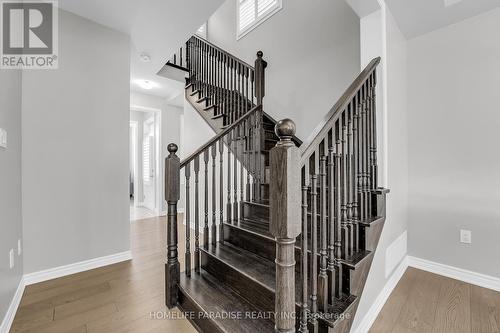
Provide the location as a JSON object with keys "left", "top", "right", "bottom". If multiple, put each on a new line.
{"left": 0, "top": 128, "right": 7, "bottom": 148}
{"left": 460, "top": 229, "right": 472, "bottom": 244}
{"left": 18, "top": 239, "right": 22, "bottom": 255}
{"left": 9, "top": 249, "right": 14, "bottom": 269}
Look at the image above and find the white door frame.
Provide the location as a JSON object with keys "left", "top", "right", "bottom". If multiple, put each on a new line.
{"left": 131, "top": 105, "right": 163, "bottom": 215}
{"left": 130, "top": 121, "right": 139, "bottom": 207}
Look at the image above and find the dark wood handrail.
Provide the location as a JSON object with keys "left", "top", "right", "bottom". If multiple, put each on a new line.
{"left": 191, "top": 35, "right": 254, "bottom": 70}
{"left": 299, "top": 57, "right": 381, "bottom": 159}
{"left": 180, "top": 105, "right": 262, "bottom": 168}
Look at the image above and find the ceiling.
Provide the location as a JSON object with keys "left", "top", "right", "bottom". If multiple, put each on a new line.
{"left": 385, "top": 0, "right": 500, "bottom": 39}
{"left": 58, "top": 0, "right": 224, "bottom": 99}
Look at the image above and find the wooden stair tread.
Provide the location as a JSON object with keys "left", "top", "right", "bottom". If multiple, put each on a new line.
{"left": 226, "top": 219, "right": 272, "bottom": 238}
{"left": 320, "top": 293, "right": 358, "bottom": 327}
{"left": 341, "top": 250, "right": 372, "bottom": 269}
{"left": 179, "top": 269, "right": 275, "bottom": 332}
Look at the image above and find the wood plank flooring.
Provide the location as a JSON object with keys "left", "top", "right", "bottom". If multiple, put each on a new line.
{"left": 10, "top": 218, "right": 500, "bottom": 333}
{"left": 10, "top": 215, "right": 197, "bottom": 333}
{"left": 370, "top": 267, "right": 500, "bottom": 333}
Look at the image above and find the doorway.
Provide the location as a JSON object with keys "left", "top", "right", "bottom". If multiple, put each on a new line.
{"left": 130, "top": 108, "right": 161, "bottom": 221}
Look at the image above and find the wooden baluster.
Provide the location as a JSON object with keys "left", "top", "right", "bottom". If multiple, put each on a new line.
{"left": 236, "top": 63, "right": 241, "bottom": 120}
{"left": 299, "top": 171, "right": 309, "bottom": 333}
{"left": 240, "top": 125, "right": 245, "bottom": 213}
{"left": 327, "top": 146, "right": 339, "bottom": 300}
{"left": 219, "top": 139, "right": 224, "bottom": 244}
{"left": 310, "top": 172, "right": 319, "bottom": 333}
{"left": 173, "top": 53, "right": 177, "bottom": 66}
{"left": 254, "top": 110, "right": 261, "bottom": 201}
{"left": 185, "top": 162, "right": 191, "bottom": 277}
{"left": 180, "top": 47, "right": 183, "bottom": 67}
{"left": 211, "top": 144, "right": 217, "bottom": 246}
{"left": 353, "top": 96, "right": 360, "bottom": 252}
{"left": 227, "top": 130, "right": 233, "bottom": 223}
{"left": 250, "top": 113, "right": 256, "bottom": 201}
{"left": 269, "top": 119, "right": 301, "bottom": 333}
{"left": 233, "top": 125, "right": 239, "bottom": 220}
{"left": 357, "top": 89, "right": 364, "bottom": 221}
{"left": 229, "top": 58, "right": 234, "bottom": 124}
{"left": 318, "top": 155, "right": 328, "bottom": 312}
{"left": 194, "top": 156, "right": 200, "bottom": 273}
{"left": 250, "top": 69, "right": 255, "bottom": 107}
{"left": 364, "top": 80, "right": 372, "bottom": 217}
{"left": 245, "top": 67, "right": 249, "bottom": 115}
{"left": 245, "top": 118, "right": 252, "bottom": 200}
{"left": 347, "top": 105, "right": 354, "bottom": 256}
{"left": 362, "top": 83, "right": 369, "bottom": 219}
{"left": 371, "top": 71, "right": 378, "bottom": 191}
{"left": 334, "top": 139, "right": 343, "bottom": 291}
{"left": 203, "top": 149, "right": 209, "bottom": 247}
{"left": 341, "top": 117, "right": 349, "bottom": 258}
{"left": 165, "top": 143, "right": 180, "bottom": 309}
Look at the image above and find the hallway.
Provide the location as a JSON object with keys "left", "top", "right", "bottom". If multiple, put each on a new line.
{"left": 9, "top": 216, "right": 196, "bottom": 333}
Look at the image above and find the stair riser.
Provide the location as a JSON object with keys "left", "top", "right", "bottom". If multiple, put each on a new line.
{"left": 200, "top": 250, "right": 275, "bottom": 314}
{"left": 242, "top": 201, "right": 269, "bottom": 223}
{"left": 224, "top": 224, "right": 275, "bottom": 261}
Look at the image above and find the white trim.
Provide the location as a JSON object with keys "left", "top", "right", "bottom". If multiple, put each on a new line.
{"left": 0, "top": 277, "right": 25, "bottom": 333}
{"left": 237, "top": 0, "right": 283, "bottom": 40}
{"left": 23, "top": 251, "right": 132, "bottom": 286}
{"left": 353, "top": 256, "right": 408, "bottom": 333}
{"left": 407, "top": 256, "right": 500, "bottom": 292}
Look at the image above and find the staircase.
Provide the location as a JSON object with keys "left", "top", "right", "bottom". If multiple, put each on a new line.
{"left": 164, "top": 35, "right": 389, "bottom": 333}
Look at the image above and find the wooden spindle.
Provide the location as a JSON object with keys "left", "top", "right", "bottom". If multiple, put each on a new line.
{"left": 318, "top": 155, "right": 328, "bottom": 312}
{"left": 185, "top": 162, "right": 191, "bottom": 277}
{"left": 194, "top": 156, "right": 200, "bottom": 273}
{"left": 299, "top": 181, "right": 309, "bottom": 333}
{"left": 270, "top": 119, "right": 301, "bottom": 333}
{"left": 310, "top": 172, "right": 319, "bottom": 332}
{"left": 165, "top": 143, "right": 180, "bottom": 309}
{"left": 341, "top": 121, "right": 349, "bottom": 258}
{"left": 203, "top": 149, "right": 209, "bottom": 247}
{"left": 219, "top": 139, "right": 224, "bottom": 243}
{"left": 371, "top": 71, "right": 378, "bottom": 191}
{"left": 233, "top": 125, "right": 239, "bottom": 220}
{"left": 227, "top": 130, "right": 232, "bottom": 223}
{"left": 334, "top": 140, "right": 343, "bottom": 295}
{"left": 211, "top": 144, "right": 217, "bottom": 246}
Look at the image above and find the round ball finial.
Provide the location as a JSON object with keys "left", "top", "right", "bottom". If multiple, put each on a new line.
{"left": 167, "top": 143, "right": 178, "bottom": 154}
{"left": 257, "top": 50, "right": 263, "bottom": 58}
{"left": 275, "top": 119, "right": 296, "bottom": 141}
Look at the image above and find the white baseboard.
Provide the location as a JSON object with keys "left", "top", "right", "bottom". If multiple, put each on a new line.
{"left": 0, "top": 277, "right": 25, "bottom": 333}
{"left": 407, "top": 256, "right": 500, "bottom": 292}
{"left": 23, "top": 250, "right": 132, "bottom": 286}
{"left": 353, "top": 257, "right": 409, "bottom": 333}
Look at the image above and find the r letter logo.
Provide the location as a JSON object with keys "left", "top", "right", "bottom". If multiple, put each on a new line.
{"left": 1, "top": 0, "right": 58, "bottom": 69}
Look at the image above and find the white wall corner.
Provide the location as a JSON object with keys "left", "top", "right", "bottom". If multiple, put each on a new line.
{"left": 353, "top": 256, "right": 409, "bottom": 333}
{"left": 23, "top": 251, "right": 132, "bottom": 286}
{"left": 385, "top": 230, "right": 407, "bottom": 278}
{"left": 0, "top": 277, "right": 25, "bottom": 333}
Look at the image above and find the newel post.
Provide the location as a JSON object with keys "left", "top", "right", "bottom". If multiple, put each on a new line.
{"left": 270, "top": 119, "right": 301, "bottom": 333}
{"left": 255, "top": 50, "right": 267, "bottom": 106}
{"left": 165, "top": 143, "right": 180, "bottom": 309}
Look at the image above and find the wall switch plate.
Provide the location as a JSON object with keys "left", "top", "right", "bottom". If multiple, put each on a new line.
{"left": 9, "top": 249, "right": 14, "bottom": 269}
{"left": 18, "top": 239, "right": 22, "bottom": 255}
{"left": 460, "top": 229, "right": 472, "bottom": 244}
{"left": 0, "top": 128, "right": 7, "bottom": 148}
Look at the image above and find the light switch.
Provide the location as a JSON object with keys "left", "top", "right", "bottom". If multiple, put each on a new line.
{"left": 0, "top": 128, "right": 7, "bottom": 148}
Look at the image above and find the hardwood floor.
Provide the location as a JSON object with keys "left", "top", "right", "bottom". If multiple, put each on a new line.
{"left": 11, "top": 219, "right": 500, "bottom": 333}
{"left": 371, "top": 267, "right": 500, "bottom": 333}
{"left": 10, "top": 215, "right": 197, "bottom": 333}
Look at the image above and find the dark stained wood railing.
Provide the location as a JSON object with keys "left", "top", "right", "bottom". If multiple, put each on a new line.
{"left": 164, "top": 105, "right": 265, "bottom": 308}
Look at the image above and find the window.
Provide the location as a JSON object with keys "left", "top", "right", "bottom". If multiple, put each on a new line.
{"left": 237, "top": 0, "right": 282, "bottom": 39}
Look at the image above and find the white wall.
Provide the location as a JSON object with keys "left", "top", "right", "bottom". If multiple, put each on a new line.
{"left": 407, "top": 6, "right": 500, "bottom": 278}
{"left": 22, "top": 10, "right": 131, "bottom": 274}
{"left": 206, "top": 0, "right": 360, "bottom": 139}
{"left": 0, "top": 70, "right": 23, "bottom": 328}
{"left": 352, "top": 5, "right": 409, "bottom": 332}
